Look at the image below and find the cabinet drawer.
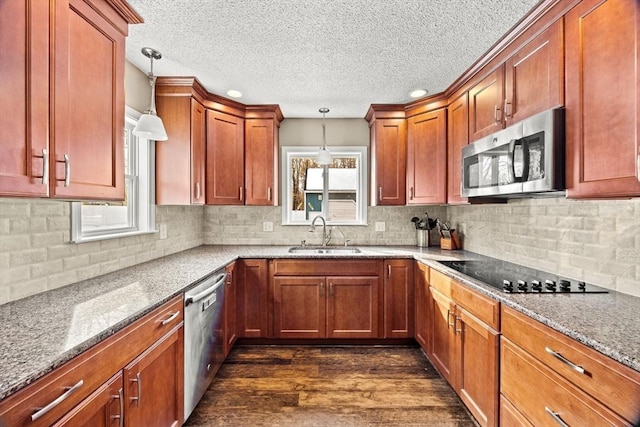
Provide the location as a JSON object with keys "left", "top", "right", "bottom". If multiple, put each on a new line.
{"left": 429, "top": 269, "right": 452, "bottom": 298}
{"left": 499, "top": 395, "right": 533, "bottom": 427}
{"left": 501, "top": 337, "right": 629, "bottom": 426}
{"left": 0, "top": 295, "right": 183, "bottom": 426}
{"left": 271, "top": 259, "right": 380, "bottom": 276}
{"left": 451, "top": 280, "right": 499, "bottom": 330}
{"left": 501, "top": 306, "right": 640, "bottom": 423}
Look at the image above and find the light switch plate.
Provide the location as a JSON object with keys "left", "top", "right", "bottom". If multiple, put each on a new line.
{"left": 375, "top": 221, "right": 386, "bottom": 232}
{"left": 263, "top": 221, "right": 274, "bottom": 232}
{"left": 159, "top": 223, "right": 167, "bottom": 239}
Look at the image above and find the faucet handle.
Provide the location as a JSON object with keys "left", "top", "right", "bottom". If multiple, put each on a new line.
{"left": 344, "top": 239, "right": 351, "bottom": 247}
{"left": 301, "top": 240, "right": 306, "bottom": 247}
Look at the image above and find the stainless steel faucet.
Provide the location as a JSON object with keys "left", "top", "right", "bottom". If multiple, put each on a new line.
{"left": 309, "top": 216, "right": 330, "bottom": 246}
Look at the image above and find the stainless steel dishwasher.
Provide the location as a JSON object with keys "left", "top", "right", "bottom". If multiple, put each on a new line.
{"left": 184, "top": 270, "right": 226, "bottom": 421}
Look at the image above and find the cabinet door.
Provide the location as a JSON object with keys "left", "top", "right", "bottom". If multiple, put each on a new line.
{"left": 429, "top": 287, "right": 455, "bottom": 384}
{"left": 156, "top": 97, "right": 206, "bottom": 205}
{"left": 273, "top": 276, "right": 325, "bottom": 339}
{"left": 455, "top": 308, "right": 499, "bottom": 427}
{"left": 0, "top": 0, "right": 49, "bottom": 197}
{"left": 52, "top": 373, "right": 123, "bottom": 427}
{"left": 565, "top": 0, "right": 640, "bottom": 198}
{"left": 371, "top": 118, "right": 406, "bottom": 205}
{"left": 504, "top": 20, "right": 563, "bottom": 125}
{"left": 414, "top": 263, "right": 430, "bottom": 352}
{"left": 124, "top": 326, "right": 184, "bottom": 427}
{"left": 206, "top": 110, "right": 245, "bottom": 204}
{"left": 224, "top": 262, "right": 237, "bottom": 357}
{"left": 468, "top": 67, "right": 505, "bottom": 142}
{"left": 237, "top": 259, "right": 270, "bottom": 338}
{"left": 406, "top": 109, "right": 447, "bottom": 205}
{"left": 383, "top": 260, "right": 414, "bottom": 338}
{"left": 327, "top": 276, "right": 380, "bottom": 339}
{"left": 447, "top": 93, "right": 469, "bottom": 205}
{"left": 245, "top": 118, "right": 276, "bottom": 205}
{"left": 51, "top": 0, "right": 125, "bottom": 200}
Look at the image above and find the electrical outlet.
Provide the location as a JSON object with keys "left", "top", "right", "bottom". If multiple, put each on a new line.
{"left": 263, "top": 221, "right": 274, "bottom": 232}
{"left": 461, "top": 223, "right": 467, "bottom": 235}
{"left": 375, "top": 221, "right": 386, "bottom": 232}
{"left": 159, "top": 223, "right": 167, "bottom": 239}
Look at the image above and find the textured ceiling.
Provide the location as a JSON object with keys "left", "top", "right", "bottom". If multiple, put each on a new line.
{"left": 125, "top": 0, "right": 541, "bottom": 118}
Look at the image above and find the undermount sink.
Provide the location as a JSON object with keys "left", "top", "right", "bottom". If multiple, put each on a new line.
{"left": 288, "top": 246, "right": 362, "bottom": 254}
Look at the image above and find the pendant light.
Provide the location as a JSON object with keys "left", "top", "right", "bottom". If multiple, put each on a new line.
{"left": 316, "top": 108, "right": 331, "bottom": 165}
{"left": 133, "top": 47, "right": 168, "bottom": 141}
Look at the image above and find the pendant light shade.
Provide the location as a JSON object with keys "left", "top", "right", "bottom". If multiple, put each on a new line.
{"left": 316, "top": 108, "right": 331, "bottom": 165}
{"left": 133, "top": 47, "right": 168, "bottom": 141}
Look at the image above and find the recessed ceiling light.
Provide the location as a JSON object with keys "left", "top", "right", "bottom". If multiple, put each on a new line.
{"left": 410, "top": 89, "right": 428, "bottom": 98}
{"left": 227, "top": 89, "right": 242, "bottom": 98}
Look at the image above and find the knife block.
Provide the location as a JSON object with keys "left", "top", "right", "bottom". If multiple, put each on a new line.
{"left": 440, "top": 230, "right": 461, "bottom": 250}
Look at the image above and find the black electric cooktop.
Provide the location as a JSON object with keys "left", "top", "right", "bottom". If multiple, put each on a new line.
{"left": 437, "top": 259, "right": 608, "bottom": 294}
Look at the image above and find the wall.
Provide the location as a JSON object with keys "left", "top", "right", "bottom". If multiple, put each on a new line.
{"left": 279, "top": 118, "right": 369, "bottom": 147}
{"left": 447, "top": 198, "right": 640, "bottom": 296}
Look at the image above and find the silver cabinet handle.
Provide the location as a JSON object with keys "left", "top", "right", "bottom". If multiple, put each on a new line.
{"left": 111, "top": 387, "right": 124, "bottom": 427}
{"left": 319, "top": 283, "right": 324, "bottom": 297}
{"left": 63, "top": 154, "right": 70, "bottom": 187}
{"left": 378, "top": 187, "right": 382, "bottom": 202}
{"left": 545, "top": 407, "right": 569, "bottom": 427}
{"left": 504, "top": 99, "right": 512, "bottom": 118}
{"left": 329, "top": 282, "right": 334, "bottom": 297}
{"left": 267, "top": 187, "right": 272, "bottom": 201}
{"left": 387, "top": 264, "right": 391, "bottom": 279}
{"left": 41, "top": 148, "right": 49, "bottom": 185}
{"left": 130, "top": 372, "right": 142, "bottom": 406}
{"left": 161, "top": 310, "right": 180, "bottom": 326}
{"left": 31, "top": 379, "right": 84, "bottom": 421}
{"left": 239, "top": 186, "right": 244, "bottom": 201}
{"left": 195, "top": 182, "right": 201, "bottom": 200}
{"left": 447, "top": 309, "right": 455, "bottom": 329}
{"left": 636, "top": 153, "right": 639, "bottom": 182}
{"left": 494, "top": 105, "right": 502, "bottom": 123}
{"left": 455, "top": 315, "right": 462, "bottom": 334}
{"left": 409, "top": 186, "right": 414, "bottom": 200}
{"left": 545, "top": 347, "right": 585, "bottom": 375}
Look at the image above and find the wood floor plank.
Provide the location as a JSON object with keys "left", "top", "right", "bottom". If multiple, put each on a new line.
{"left": 184, "top": 345, "right": 477, "bottom": 427}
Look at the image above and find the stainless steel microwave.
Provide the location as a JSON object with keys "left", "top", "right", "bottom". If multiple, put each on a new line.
{"left": 461, "top": 108, "right": 565, "bottom": 198}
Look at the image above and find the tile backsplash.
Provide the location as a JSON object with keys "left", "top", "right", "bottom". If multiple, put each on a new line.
{"left": 0, "top": 199, "right": 203, "bottom": 304}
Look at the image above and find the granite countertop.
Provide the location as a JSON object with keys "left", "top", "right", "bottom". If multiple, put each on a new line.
{"left": 0, "top": 244, "right": 638, "bottom": 401}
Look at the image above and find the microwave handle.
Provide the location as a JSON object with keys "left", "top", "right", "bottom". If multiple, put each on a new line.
{"left": 507, "top": 139, "right": 529, "bottom": 183}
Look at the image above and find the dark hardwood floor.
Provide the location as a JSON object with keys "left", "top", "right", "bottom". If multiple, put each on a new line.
{"left": 184, "top": 345, "right": 477, "bottom": 426}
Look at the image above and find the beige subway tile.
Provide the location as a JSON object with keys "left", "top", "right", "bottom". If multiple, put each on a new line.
{"left": 30, "top": 232, "right": 65, "bottom": 248}
{"left": 1, "top": 265, "right": 30, "bottom": 286}
{"left": 30, "top": 201, "right": 66, "bottom": 217}
{"left": 0, "top": 234, "right": 31, "bottom": 252}
{"left": 10, "top": 248, "right": 47, "bottom": 267}
{"left": 47, "top": 270, "right": 78, "bottom": 291}
{"left": 31, "top": 260, "right": 63, "bottom": 279}
{"left": 63, "top": 254, "right": 90, "bottom": 270}
{"left": 10, "top": 277, "right": 48, "bottom": 301}
{"left": 0, "top": 200, "right": 30, "bottom": 217}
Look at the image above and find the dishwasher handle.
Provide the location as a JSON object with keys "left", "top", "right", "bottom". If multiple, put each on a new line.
{"left": 185, "top": 273, "right": 226, "bottom": 306}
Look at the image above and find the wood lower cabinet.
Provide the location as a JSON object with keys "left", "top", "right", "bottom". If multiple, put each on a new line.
{"left": 272, "top": 275, "right": 380, "bottom": 339}
{"left": 224, "top": 262, "right": 238, "bottom": 356}
{"left": 155, "top": 92, "right": 206, "bottom": 205}
{"left": 447, "top": 93, "right": 469, "bottom": 205}
{"left": 383, "top": 259, "right": 414, "bottom": 338}
{"left": 0, "top": 0, "right": 140, "bottom": 200}
{"left": 428, "top": 270, "right": 499, "bottom": 427}
{"left": 237, "top": 259, "right": 270, "bottom": 338}
{"left": 414, "top": 262, "right": 430, "bottom": 352}
{"left": 406, "top": 109, "right": 447, "bottom": 205}
{"left": 206, "top": 110, "right": 245, "bottom": 205}
{"left": 0, "top": 296, "right": 183, "bottom": 427}
{"left": 123, "top": 326, "right": 183, "bottom": 427}
{"left": 565, "top": 0, "right": 640, "bottom": 198}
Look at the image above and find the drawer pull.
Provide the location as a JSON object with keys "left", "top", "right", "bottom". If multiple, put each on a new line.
{"left": 111, "top": 388, "right": 124, "bottom": 427}
{"left": 161, "top": 310, "right": 180, "bottom": 326}
{"left": 447, "top": 309, "right": 454, "bottom": 329}
{"left": 545, "top": 406, "right": 570, "bottom": 427}
{"left": 63, "top": 154, "right": 70, "bottom": 187}
{"left": 31, "top": 379, "right": 84, "bottom": 421}
{"left": 130, "top": 372, "right": 142, "bottom": 406}
{"left": 545, "top": 347, "right": 585, "bottom": 374}
{"left": 41, "top": 148, "right": 49, "bottom": 185}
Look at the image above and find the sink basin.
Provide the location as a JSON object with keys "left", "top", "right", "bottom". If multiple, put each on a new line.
{"left": 288, "top": 246, "right": 361, "bottom": 254}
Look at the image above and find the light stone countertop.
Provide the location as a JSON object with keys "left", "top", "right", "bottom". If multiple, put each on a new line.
{"left": 0, "top": 244, "right": 638, "bottom": 401}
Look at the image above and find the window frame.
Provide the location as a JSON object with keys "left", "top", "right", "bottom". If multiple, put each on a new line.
{"left": 70, "top": 107, "right": 156, "bottom": 243}
{"left": 281, "top": 146, "right": 368, "bottom": 226}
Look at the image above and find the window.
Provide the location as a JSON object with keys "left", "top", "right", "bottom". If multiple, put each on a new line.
{"left": 282, "top": 146, "right": 367, "bottom": 225}
{"left": 71, "top": 107, "right": 155, "bottom": 242}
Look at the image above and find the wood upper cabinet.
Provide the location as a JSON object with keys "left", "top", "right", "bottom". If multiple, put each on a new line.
{"left": 245, "top": 118, "right": 278, "bottom": 205}
{"left": 123, "top": 325, "right": 183, "bottom": 427}
{"left": 52, "top": 373, "right": 123, "bottom": 427}
{"left": 224, "top": 262, "right": 237, "bottom": 356}
{"left": 0, "top": 0, "right": 139, "bottom": 200}
{"left": 368, "top": 113, "right": 407, "bottom": 206}
{"left": 414, "top": 262, "right": 430, "bottom": 353}
{"left": 237, "top": 259, "right": 270, "bottom": 338}
{"left": 406, "top": 109, "right": 447, "bottom": 205}
{"left": 0, "top": 0, "right": 49, "bottom": 197}
{"left": 468, "top": 67, "right": 505, "bottom": 142}
{"left": 447, "top": 93, "right": 469, "bottom": 205}
{"left": 155, "top": 94, "right": 206, "bottom": 205}
{"left": 504, "top": 20, "right": 564, "bottom": 125}
{"left": 565, "top": 0, "right": 640, "bottom": 198}
{"left": 206, "top": 110, "right": 245, "bottom": 205}
{"left": 383, "top": 259, "right": 414, "bottom": 338}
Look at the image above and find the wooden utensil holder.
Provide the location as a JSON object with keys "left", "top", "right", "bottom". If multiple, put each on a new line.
{"left": 440, "top": 230, "right": 461, "bottom": 250}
